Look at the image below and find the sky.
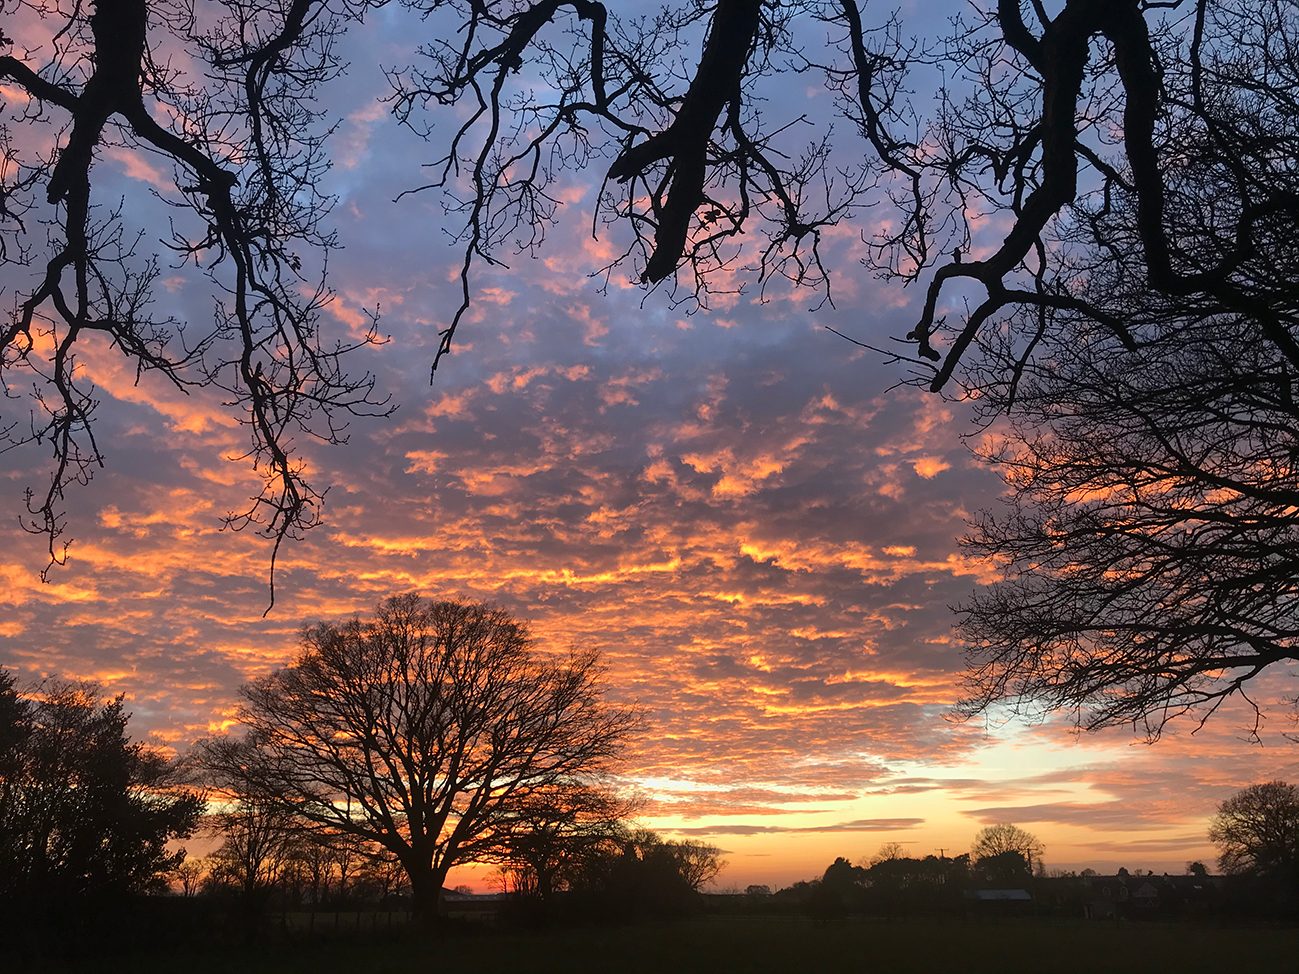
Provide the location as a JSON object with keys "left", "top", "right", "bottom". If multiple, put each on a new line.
{"left": 2, "top": 1, "right": 1297, "bottom": 892}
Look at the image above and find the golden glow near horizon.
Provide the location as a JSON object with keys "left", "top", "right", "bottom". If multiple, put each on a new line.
{"left": 3, "top": 16, "right": 1298, "bottom": 893}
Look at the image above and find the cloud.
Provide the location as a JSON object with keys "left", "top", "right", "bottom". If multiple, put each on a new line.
{"left": 104, "top": 146, "right": 172, "bottom": 189}
{"left": 961, "top": 803, "right": 1184, "bottom": 832}
{"left": 670, "top": 818, "right": 926, "bottom": 837}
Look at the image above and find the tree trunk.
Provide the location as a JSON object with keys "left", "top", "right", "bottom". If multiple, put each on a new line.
{"left": 407, "top": 864, "right": 449, "bottom": 920}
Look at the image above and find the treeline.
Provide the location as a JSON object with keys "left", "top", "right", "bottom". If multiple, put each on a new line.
{"left": 184, "top": 809, "right": 724, "bottom": 922}
{"left": 0, "top": 660, "right": 722, "bottom": 959}
{"left": 739, "top": 799, "right": 1298, "bottom": 922}
{"left": 758, "top": 827, "right": 1047, "bottom": 920}
{"left": 4, "top": 593, "right": 1295, "bottom": 956}
{"left": 739, "top": 856, "right": 1296, "bottom": 922}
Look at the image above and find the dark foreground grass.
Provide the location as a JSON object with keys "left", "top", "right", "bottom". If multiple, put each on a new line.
{"left": 27, "top": 915, "right": 1298, "bottom": 974}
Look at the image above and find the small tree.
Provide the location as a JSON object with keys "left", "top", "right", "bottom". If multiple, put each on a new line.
{"left": 171, "top": 857, "right": 208, "bottom": 897}
{"left": 1209, "top": 781, "right": 1299, "bottom": 878}
{"left": 492, "top": 781, "right": 633, "bottom": 900}
{"left": 670, "top": 838, "right": 726, "bottom": 891}
{"left": 971, "top": 824, "right": 1045, "bottom": 876}
{"left": 868, "top": 842, "right": 906, "bottom": 867}
{"left": 206, "top": 788, "right": 299, "bottom": 907}
{"left": 569, "top": 830, "right": 725, "bottom": 917}
{"left": 196, "top": 594, "right": 636, "bottom": 916}
{"left": 287, "top": 835, "right": 338, "bottom": 908}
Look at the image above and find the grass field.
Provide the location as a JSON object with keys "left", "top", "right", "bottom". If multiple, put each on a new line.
{"left": 25, "top": 915, "right": 1298, "bottom": 974}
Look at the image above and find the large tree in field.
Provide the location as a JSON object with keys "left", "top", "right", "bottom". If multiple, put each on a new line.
{"left": 196, "top": 594, "right": 636, "bottom": 915}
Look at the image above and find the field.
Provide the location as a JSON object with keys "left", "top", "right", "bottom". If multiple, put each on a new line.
{"left": 26, "top": 915, "right": 1298, "bottom": 974}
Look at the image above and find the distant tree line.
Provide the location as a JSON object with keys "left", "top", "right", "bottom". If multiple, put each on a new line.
{"left": 767, "top": 824, "right": 1046, "bottom": 920}
{"left": 746, "top": 789, "right": 1298, "bottom": 921}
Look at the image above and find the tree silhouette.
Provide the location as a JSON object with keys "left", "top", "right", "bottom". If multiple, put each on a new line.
{"left": 8, "top": 0, "right": 1299, "bottom": 730}
{"left": 0, "top": 0, "right": 390, "bottom": 598}
{"left": 568, "top": 829, "right": 725, "bottom": 917}
{"left": 0, "top": 671, "right": 203, "bottom": 903}
{"left": 924, "top": 1, "right": 1299, "bottom": 736}
{"left": 971, "top": 823, "right": 1044, "bottom": 875}
{"left": 205, "top": 785, "right": 299, "bottom": 907}
{"left": 868, "top": 842, "right": 905, "bottom": 866}
{"left": 955, "top": 288, "right": 1299, "bottom": 735}
{"left": 380, "top": 0, "right": 1299, "bottom": 738}
{"left": 195, "top": 594, "right": 636, "bottom": 917}
{"left": 491, "top": 780, "right": 634, "bottom": 901}
{"left": 1209, "top": 781, "right": 1299, "bottom": 879}
{"left": 170, "top": 856, "right": 207, "bottom": 897}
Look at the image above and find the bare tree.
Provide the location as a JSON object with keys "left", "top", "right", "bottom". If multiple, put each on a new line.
{"left": 364, "top": 849, "right": 411, "bottom": 902}
{"left": 206, "top": 788, "right": 299, "bottom": 905}
{"left": 389, "top": 0, "right": 1299, "bottom": 738}
{"left": 669, "top": 837, "right": 726, "bottom": 891}
{"left": 195, "top": 594, "right": 637, "bottom": 916}
{"left": 955, "top": 293, "right": 1299, "bottom": 736}
{"left": 8, "top": 0, "right": 1298, "bottom": 738}
{"left": 328, "top": 831, "right": 367, "bottom": 901}
{"left": 287, "top": 833, "right": 337, "bottom": 907}
{"left": 868, "top": 841, "right": 905, "bottom": 867}
{"left": 1209, "top": 781, "right": 1299, "bottom": 878}
{"left": 491, "top": 780, "right": 634, "bottom": 900}
{"left": 386, "top": 0, "right": 882, "bottom": 372}
{"left": 943, "top": 2, "right": 1299, "bottom": 737}
{"left": 971, "top": 823, "right": 1044, "bottom": 875}
{"left": 382, "top": 1, "right": 1299, "bottom": 389}
{"left": 902, "top": 1, "right": 1299, "bottom": 736}
{"left": 0, "top": 0, "right": 391, "bottom": 599}
{"left": 170, "top": 855, "right": 207, "bottom": 897}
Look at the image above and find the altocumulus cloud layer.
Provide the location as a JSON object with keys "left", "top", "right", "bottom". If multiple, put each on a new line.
{"left": 2, "top": 9, "right": 1297, "bottom": 884}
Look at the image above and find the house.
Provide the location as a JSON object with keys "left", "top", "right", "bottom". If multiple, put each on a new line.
{"left": 963, "top": 888, "right": 1033, "bottom": 916}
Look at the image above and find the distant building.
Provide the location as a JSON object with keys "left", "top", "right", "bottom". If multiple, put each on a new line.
{"left": 440, "top": 887, "right": 507, "bottom": 922}
{"left": 1079, "top": 872, "right": 1222, "bottom": 920}
{"left": 964, "top": 889, "right": 1032, "bottom": 901}
{"left": 963, "top": 887, "right": 1033, "bottom": 917}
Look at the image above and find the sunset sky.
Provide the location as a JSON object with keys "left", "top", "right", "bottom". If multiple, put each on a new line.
{"left": 2, "top": 1, "right": 1297, "bottom": 892}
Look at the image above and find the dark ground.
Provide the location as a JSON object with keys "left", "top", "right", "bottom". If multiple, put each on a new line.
{"left": 22, "top": 915, "right": 1299, "bottom": 974}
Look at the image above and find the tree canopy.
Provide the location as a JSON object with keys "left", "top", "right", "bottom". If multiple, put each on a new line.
{"left": 971, "top": 823, "right": 1044, "bottom": 875}
{"left": 195, "top": 594, "right": 637, "bottom": 915}
{"left": 0, "top": 670, "right": 204, "bottom": 903}
{"left": 1208, "top": 781, "right": 1299, "bottom": 879}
